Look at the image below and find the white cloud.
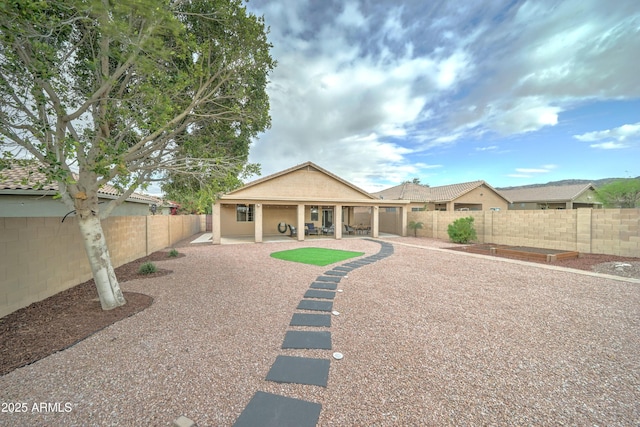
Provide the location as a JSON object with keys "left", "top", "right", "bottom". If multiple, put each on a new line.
{"left": 574, "top": 122, "right": 640, "bottom": 147}
{"left": 516, "top": 168, "right": 551, "bottom": 174}
{"left": 589, "top": 142, "right": 628, "bottom": 150}
{"left": 509, "top": 164, "right": 557, "bottom": 178}
{"left": 445, "top": 0, "right": 640, "bottom": 137}
{"left": 244, "top": 0, "right": 640, "bottom": 189}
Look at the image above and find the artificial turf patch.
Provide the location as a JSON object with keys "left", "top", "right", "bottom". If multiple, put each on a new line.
{"left": 270, "top": 247, "right": 364, "bottom": 266}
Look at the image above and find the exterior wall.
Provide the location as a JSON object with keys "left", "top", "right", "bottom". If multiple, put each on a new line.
{"left": 452, "top": 185, "right": 508, "bottom": 211}
{"left": 1, "top": 215, "right": 204, "bottom": 318}
{"left": 407, "top": 208, "right": 639, "bottom": 257}
{"left": 0, "top": 194, "right": 151, "bottom": 217}
{"left": 229, "top": 168, "right": 369, "bottom": 200}
{"left": 220, "top": 203, "right": 255, "bottom": 236}
{"left": 507, "top": 189, "right": 601, "bottom": 210}
{"left": 379, "top": 208, "right": 402, "bottom": 234}
{"left": 262, "top": 205, "right": 297, "bottom": 235}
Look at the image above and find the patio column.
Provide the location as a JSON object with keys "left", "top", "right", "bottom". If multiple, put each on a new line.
{"left": 297, "top": 203, "right": 305, "bottom": 241}
{"left": 372, "top": 205, "right": 379, "bottom": 237}
{"left": 335, "top": 204, "right": 342, "bottom": 239}
{"left": 212, "top": 202, "right": 221, "bottom": 245}
{"left": 254, "top": 203, "right": 263, "bottom": 243}
{"left": 400, "top": 206, "right": 408, "bottom": 237}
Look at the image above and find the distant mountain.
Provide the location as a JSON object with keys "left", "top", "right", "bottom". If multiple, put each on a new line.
{"left": 496, "top": 176, "right": 640, "bottom": 191}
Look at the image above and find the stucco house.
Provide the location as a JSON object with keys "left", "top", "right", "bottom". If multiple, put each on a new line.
{"left": 372, "top": 180, "right": 510, "bottom": 211}
{"left": 497, "top": 183, "right": 602, "bottom": 210}
{"left": 0, "top": 162, "right": 159, "bottom": 217}
{"left": 213, "top": 162, "right": 410, "bottom": 244}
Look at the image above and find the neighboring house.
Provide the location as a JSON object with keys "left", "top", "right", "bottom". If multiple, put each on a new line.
{"left": 372, "top": 180, "right": 510, "bottom": 211}
{"left": 213, "top": 161, "right": 410, "bottom": 243}
{"left": 0, "top": 162, "right": 158, "bottom": 217}
{"left": 498, "top": 183, "right": 602, "bottom": 210}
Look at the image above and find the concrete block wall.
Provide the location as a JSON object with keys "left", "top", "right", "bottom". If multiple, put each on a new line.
{"left": 1, "top": 215, "right": 205, "bottom": 317}
{"left": 147, "top": 215, "right": 170, "bottom": 254}
{"left": 591, "top": 208, "right": 640, "bottom": 256}
{"left": 490, "top": 209, "right": 577, "bottom": 251}
{"left": 408, "top": 208, "right": 639, "bottom": 257}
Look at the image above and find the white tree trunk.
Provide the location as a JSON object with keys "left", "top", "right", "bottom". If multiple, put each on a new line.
{"left": 77, "top": 214, "right": 126, "bottom": 310}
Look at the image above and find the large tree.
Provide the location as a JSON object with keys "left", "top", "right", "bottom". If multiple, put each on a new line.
{"left": 595, "top": 178, "right": 640, "bottom": 208}
{"left": 0, "top": 0, "right": 274, "bottom": 309}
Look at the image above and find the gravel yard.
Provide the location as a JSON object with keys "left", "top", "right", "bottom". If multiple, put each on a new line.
{"left": 1, "top": 237, "right": 639, "bottom": 426}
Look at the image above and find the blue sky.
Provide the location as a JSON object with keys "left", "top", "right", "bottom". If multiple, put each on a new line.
{"left": 243, "top": 0, "right": 640, "bottom": 192}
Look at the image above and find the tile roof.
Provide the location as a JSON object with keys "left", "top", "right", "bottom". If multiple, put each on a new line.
{"left": 0, "top": 162, "right": 158, "bottom": 204}
{"left": 373, "top": 180, "right": 503, "bottom": 203}
{"left": 497, "top": 183, "right": 595, "bottom": 202}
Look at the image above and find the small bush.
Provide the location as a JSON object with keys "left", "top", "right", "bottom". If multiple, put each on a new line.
{"left": 168, "top": 248, "right": 179, "bottom": 258}
{"left": 447, "top": 216, "right": 477, "bottom": 243}
{"left": 138, "top": 262, "right": 157, "bottom": 275}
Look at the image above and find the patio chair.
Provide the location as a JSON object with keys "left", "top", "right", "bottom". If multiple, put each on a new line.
{"left": 287, "top": 224, "right": 297, "bottom": 237}
{"left": 305, "top": 223, "right": 320, "bottom": 235}
{"left": 322, "top": 224, "right": 335, "bottom": 235}
{"left": 344, "top": 224, "right": 356, "bottom": 235}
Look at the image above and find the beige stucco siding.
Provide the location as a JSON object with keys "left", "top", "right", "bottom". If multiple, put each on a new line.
{"left": 220, "top": 204, "right": 255, "bottom": 236}
{"left": 228, "top": 168, "right": 371, "bottom": 201}
{"left": 452, "top": 185, "right": 508, "bottom": 210}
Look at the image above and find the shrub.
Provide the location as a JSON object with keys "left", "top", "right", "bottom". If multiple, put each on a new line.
{"left": 447, "top": 216, "right": 477, "bottom": 243}
{"left": 407, "top": 220, "right": 424, "bottom": 237}
{"left": 138, "top": 262, "right": 157, "bottom": 275}
{"left": 168, "top": 248, "right": 179, "bottom": 258}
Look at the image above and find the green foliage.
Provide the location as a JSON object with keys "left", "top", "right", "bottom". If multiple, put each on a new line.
{"left": 0, "top": 0, "right": 274, "bottom": 218}
{"left": 595, "top": 179, "right": 640, "bottom": 208}
{"left": 447, "top": 216, "right": 477, "bottom": 243}
{"left": 168, "top": 248, "right": 179, "bottom": 258}
{"left": 407, "top": 220, "right": 424, "bottom": 237}
{"left": 138, "top": 262, "right": 157, "bottom": 275}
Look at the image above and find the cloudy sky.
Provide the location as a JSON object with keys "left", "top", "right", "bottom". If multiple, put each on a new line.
{"left": 243, "top": 0, "right": 640, "bottom": 192}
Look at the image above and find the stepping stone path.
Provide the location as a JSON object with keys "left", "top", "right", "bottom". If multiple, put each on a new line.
{"left": 233, "top": 240, "right": 394, "bottom": 426}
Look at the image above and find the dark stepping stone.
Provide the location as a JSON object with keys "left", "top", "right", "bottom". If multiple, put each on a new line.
{"left": 297, "top": 300, "right": 333, "bottom": 312}
{"left": 324, "top": 270, "right": 347, "bottom": 276}
{"left": 303, "top": 289, "right": 335, "bottom": 300}
{"left": 282, "top": 330, "right": 331, "bottom": 349}
{"left": 266, "top": 355, "right": 330, "bottom": 387}
{"left": 233, "top": 391, "right": 321, "bottom": 427}
{"left": 343, "top": 262, "right": 363, "bottom": 268}
{"left": 333, "top": 266, "right": 353, "bottom": 272}
{"left": 310, "top": 281, "right": 337, "bottom": 290}
{"left": 316, "top": 275, "right": 341, "bottom": 283}
{"left": 290, "top": 313, "right": 331, "bottom": 327}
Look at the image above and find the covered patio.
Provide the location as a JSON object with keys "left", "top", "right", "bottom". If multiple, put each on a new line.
{"left": 211, "top": 162, "right": 410, "bottom": 244}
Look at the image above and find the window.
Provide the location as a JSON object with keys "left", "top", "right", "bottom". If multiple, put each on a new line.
{"left": 310, "top": 206, "right": 319, "bottom": 221}
{"left": 236, "top": 204, "right": 254, "bottom": 222}
{"left": 411, "top": 207, "right": 426, "bottom": 212}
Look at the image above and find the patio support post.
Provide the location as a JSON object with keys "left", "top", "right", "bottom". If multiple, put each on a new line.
{"left": 335, "top": 204, "right": 342, "bottom": 239}
{"left": 372, "top": 206, "right": 379, "bottom": 237}
{"left": 212, "top": 202, "right": 221, "bottom": 245}
{"left": 254, "top": 203, "right": 263, "bottom": 243}
{"left": 297, "top": 203, "right": 305, "bottom": 241}
{"left": 400, "top": 206, "right": 408, "bottom": 237}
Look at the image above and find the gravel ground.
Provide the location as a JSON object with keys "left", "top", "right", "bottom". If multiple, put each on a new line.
{"left": 1, "top": 237, "right": 639, "bottom": 426}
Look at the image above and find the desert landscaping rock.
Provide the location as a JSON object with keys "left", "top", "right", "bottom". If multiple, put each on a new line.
{"left": 1, "top": 237, "right": 638, "bottom": 426}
